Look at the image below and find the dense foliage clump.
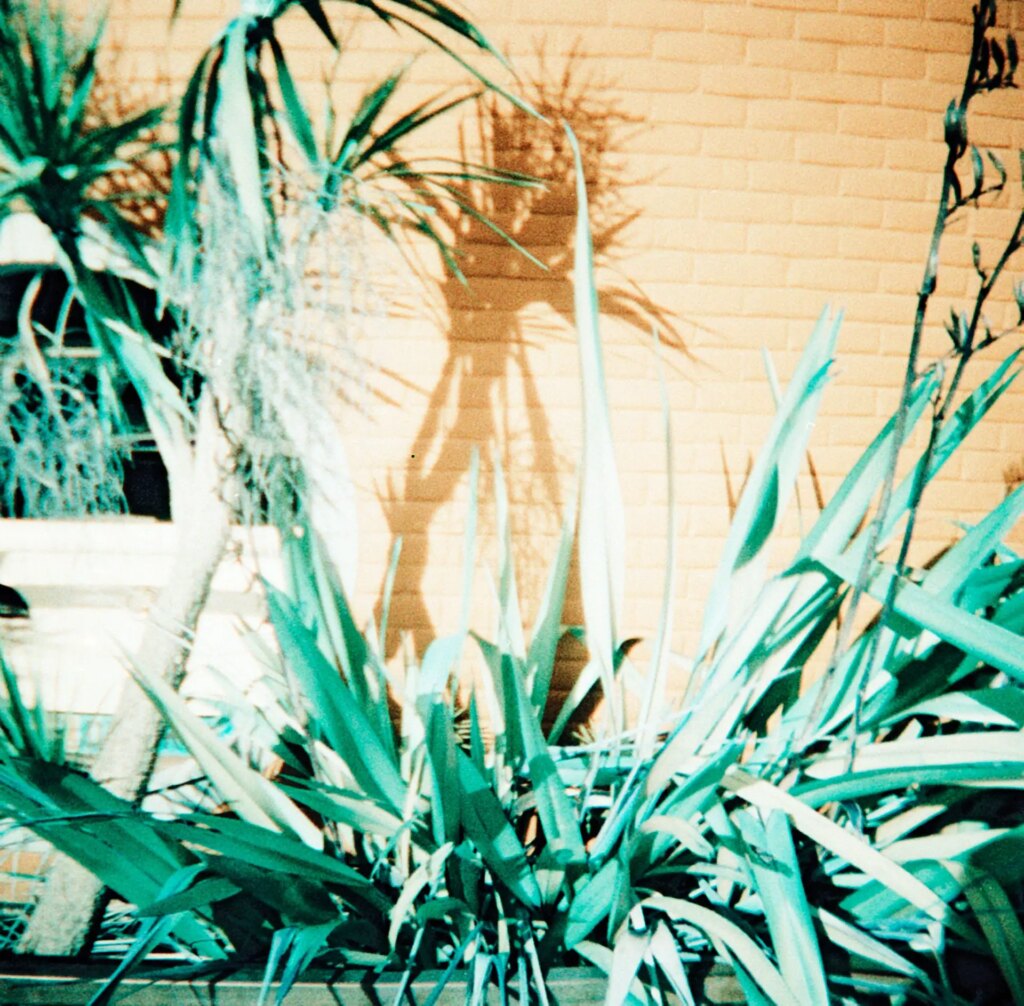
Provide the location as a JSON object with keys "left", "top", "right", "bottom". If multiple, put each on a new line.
{"left": 2, "top": 0, "right": 1024, "bottom": 1003}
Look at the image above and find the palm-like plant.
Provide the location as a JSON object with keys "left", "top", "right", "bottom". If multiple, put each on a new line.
{"left": 0, "top": 0, "right": 182, "bottom": 518}
{"left": 0, "top": 0, "right": 162, "bottom": 248}
{"left": 0, "top": 0, "right": 537, "bottom": 958}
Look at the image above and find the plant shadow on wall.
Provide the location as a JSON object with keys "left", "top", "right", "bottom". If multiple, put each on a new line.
{"left": 379, "top": 48, "right": 683, "bottom": 656}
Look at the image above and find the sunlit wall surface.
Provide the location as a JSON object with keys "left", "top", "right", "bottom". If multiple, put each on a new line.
{"left": 75, "top": 0, "right": 1024, "bottom": 667}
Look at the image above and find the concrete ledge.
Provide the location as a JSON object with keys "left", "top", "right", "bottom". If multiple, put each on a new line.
{"left": 0, "top": 960, "right": 919, "bottom": 1004}
{"left": 0, "top": 964, "right": 675, "bottom": 1005}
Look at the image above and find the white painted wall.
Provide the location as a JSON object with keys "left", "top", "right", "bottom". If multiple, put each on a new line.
{"left": 0, "top": 518, "right": 283, "bottom": 721}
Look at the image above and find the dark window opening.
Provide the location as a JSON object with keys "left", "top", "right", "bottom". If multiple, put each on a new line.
{"left": 0, "top": 268, "right": 189, "bottom": 521}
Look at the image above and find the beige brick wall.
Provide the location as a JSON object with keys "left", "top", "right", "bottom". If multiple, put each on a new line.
{"left": 72, "top": 0, "right": 1024, "bottom": 666}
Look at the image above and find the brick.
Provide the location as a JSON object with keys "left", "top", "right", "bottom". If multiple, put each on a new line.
{"left": 518, "top": 0, "right": 610, "bottom": 26}
{"left": 747, "top": 159, "right": 839, "bottom": 196}
{"left": 160, "top": 0, "right": 235, "bottom": 16}
{"left": 840, "top": 103, "right": 930, "bottom": 140}
{"left": 793, "top": 195, "right": 885, "bottom": 227}
{"left": 973, "top": 85, "right": 1024, "bottom": 121}
{"left": 834, "top": 322, "right": 890, "bottom": 357}
{"left": 622, "top": 249, "right": 694, "bottom": 284}
{"left": 795, "top": 133, "right": 887, "bottom": 167}
{"left": 850, "top": 290, "right": 917, "bottom": 324}
{"left": 967, "top": 111, "right": 1022, "bottom": 150}
{"left": 885, "top": 18, "right": 974, "bottom": 54}
{"left": 159, "top": 47, "right": 211, "bottom": 84}
{"left": 700, "top": 65, "right": 792, "bottom": 100}
{"left": 655, "top": 92, "right": 747, "bottom": 126}
{"left": 928, "top": 264, "right": 971, "bottom": 299}
{"left": 652, "top": 62, "right": 702, "bottom": 93}
{"left": 882, "top": 77, "right": 954, "bottom": 112}
{"left": 639, "top": 185, "right": 701, "bottom": 219}
{"left": 746, "top": 37, "right": 838, "bottom": 72}
{"left": 926, "top": 50, "right": 968, "bottom": 84}
{"left": 701, "top": 126, "right": 796, "bottom": 160}
{"left": 695, "top": 346, "right": 768, "bottom": 382}
{"left": 696, "top": 377, "right": 774, "bottom": 415}
{"left": 628, "top": 122, "right": 703, "bottom": 155}
{"left": 607, "top": 0, "right": 703, "bottom": 28}
{"left": 796, "top": 11, "right": 886, "bottom": 44}
{"left": 664, "top": 155, "right": 748, "bottom": 190}
{"left": 837, "top": 44, "right": 928, "bottom": 79}
{"left": 925, "top": 0, "right": 976, "bottom": 23}
{"left": 746, "top": 98, "right": 839, "bottom": 132}
{"left": 699, "top": 189, "right": 794, "bottom": 224}
{"left": 535, "top": 26, "right": 656, "bottom": 57}
{"left": 746, "top": 222, "right": 840, "bottom": 257}
{"left": 653, "top": 30, "right": 746, "bottom": 63}
{"left": 823, "top": 415, "right": 897, "bottom": 447}
{"left": 702, "top": 5, "right": 796, "bottom": 38}
{"left": 694, "top": 252, "right": 789, "bottom": 287}
{"left": 884, "top": 138, "right": 946, "bottom": 171}
{"left": 924, "top": 479, "right": 1004, "bottom": 514}
{"left": 840, "top": 0, "right": 922, "bottom": 17}
{"left": 741, "top": 285, "right": 840, "bottom": 318}
{"left": 839, "top": 166, "right": 929, "bottom": 201}
{"left": 791, "top": 70, "right": 882, "bottom": 104}
{"left": 822, "top": 384, "right": 882, "bottom": 416}
{"left": 786, "top": 258, "right": 881, "bottom": 292}
{"left": 1000, "top": 421, "right": 1024, "bottom": 454}
{"left": 676, "top": 221, "right": 747, "bottom": 254}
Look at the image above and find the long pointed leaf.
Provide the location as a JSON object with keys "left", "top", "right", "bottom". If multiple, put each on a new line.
{"left": 266, "top": 587, "right": 405, "bottom": 811}
{"left": 568, "top": 124, "right": 625, "bottom": 720}
{"left": 127, "top": 655, "right": 323, "bottom": 849}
